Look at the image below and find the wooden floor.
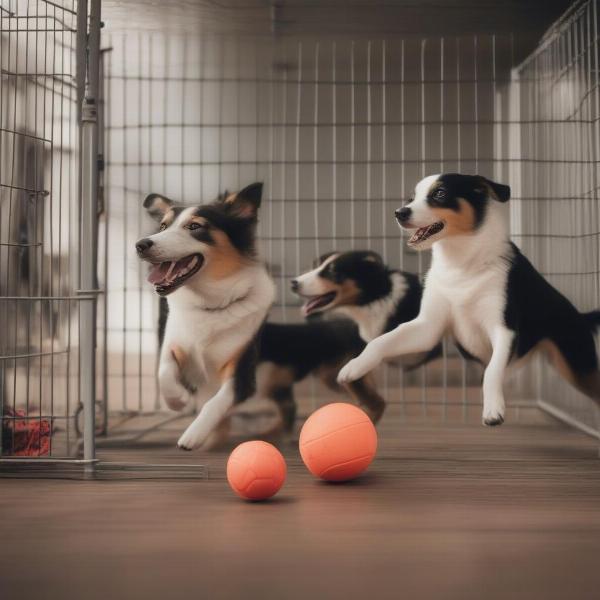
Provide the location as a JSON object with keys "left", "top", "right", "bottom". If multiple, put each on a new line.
{"left": 1, "top": 406, "right": 600, "bottom": 600}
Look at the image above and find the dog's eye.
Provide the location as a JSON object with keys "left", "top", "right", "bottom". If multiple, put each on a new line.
{"left": 187, "top": 222, "right": 205, "bottom": 231}
{"left": 159, "top": 223, "right": 167, "bottom": 231}
{"left": 432, "top": 189, "right": 446, "bottom": 201}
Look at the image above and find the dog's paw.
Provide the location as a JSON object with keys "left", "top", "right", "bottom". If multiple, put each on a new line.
{"left": 177, "top": 428, "right": 203, "bottom": 451}
{"left": 165, "top": 394, "right": 189, "bottom": 412}
{"left": 338, "top": 355, "right": 377, "bottom": 384}
{"left": 482, "top": 406, "right": 505, "bottom": 427}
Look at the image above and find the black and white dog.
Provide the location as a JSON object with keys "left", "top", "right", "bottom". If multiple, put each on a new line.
{"left": 338, "top": 173, "right": 600, "bottom": 425}
{"left": 292, "top": 250, "right": 441, "bottom": 368}
{"left": 136, "top": 183, "right": 275, "bottom": 450}
{"left": 140, "top": 184, "right": 385, "bottom": 450}
{"left": 157, "top": 296, "right": 385, "bottom": 433}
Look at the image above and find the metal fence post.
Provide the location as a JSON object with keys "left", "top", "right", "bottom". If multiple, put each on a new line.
{"left": 79, "top": 0, "right": 102, "bottom": 469}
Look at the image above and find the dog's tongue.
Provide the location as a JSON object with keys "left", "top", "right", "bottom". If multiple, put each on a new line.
{"left": 147, "top": 262, "right": 173, "bottom": 284}
{"left": 301, "top": 292, "right": 336, "bottom": 316}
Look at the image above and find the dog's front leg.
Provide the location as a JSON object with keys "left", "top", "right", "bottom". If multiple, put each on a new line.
{"left": 482, "top": 327, "right": 514, "bottom": 426}
{"left": 158, "top": 345, "right": 195, "bottom": 411}
{"left": 176, "top": 378, "right": 235, "bottom": 450}
{"left": 338, "top": 291, "right": 449, "bottom": 384}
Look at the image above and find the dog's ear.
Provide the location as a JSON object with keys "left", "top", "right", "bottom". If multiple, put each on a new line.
{"left": 223, "top": 182, "right": 263, "bottom": 219}
{"left": 143, "top": 193, "right": 174, "bottom": 221}
{"left": 314, "top": 251, "right": 338, "bottom": 268}
{"left": 362, "top": 251, "right": 384, "bottom": 264}
{"left": 479, "top": 177, "right": 510, "bottom": 203}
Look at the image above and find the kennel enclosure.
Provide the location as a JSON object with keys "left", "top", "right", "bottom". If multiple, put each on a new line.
{"left": 1, "top": 0, "right": 599, "bottom": 463}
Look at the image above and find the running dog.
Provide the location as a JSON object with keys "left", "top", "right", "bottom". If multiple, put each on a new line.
{"left": 158, "top": 296, "right": 386, "bottom": 431}
{"left": 142, "top": 184, "right": 385, "bottom": 450}
{"left": 136, "top": 183, "right": 275, "bottom": 450}
{"left": 292, "top": 250, "right": 441, "bottom": 368}
{"left": 338, "top": 173, "right": 600, "bottom": 425}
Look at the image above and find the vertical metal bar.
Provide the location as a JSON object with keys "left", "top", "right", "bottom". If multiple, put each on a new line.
{"left": 366, "top": 40, "right": 372, "bottom": 248}
{"left": 331, "top": 41, "right": 337, "bottom": 243}
{"left": 137, "top": 34, "right": 144, "bottom": 413}
{"left": 120, "top": 33, "right": 127, "bottom": 412}
{"left": 381, "top": 40, "right": 390, "bottom": 407}
{"left": 399, "top": 39, "right": 405, "bottom": 413}
{"left": 420, "top": 38, "right": 427, "bottom": 420}
{"left": 294, "top": 42, "right": 301, "bottom": 279}
{"left": 76, "top": 0, "right": 89, "bottom": 119}
{"left": 350, "top": 41, "right": 355, "bottom": 249}
{"left": 79, "top": 0, "right": 101, "bottom": 466}
{"left": 456, "top": 36, "right": 467, "bottom": 422}
{"left": 440, "top": 37, "right": 447, "bottom": 421}
{"left": 313, "top": 42, "right": 320, "bottom": 258}
{"left": 101, "top": 46, "right": 110, "bottom": 433}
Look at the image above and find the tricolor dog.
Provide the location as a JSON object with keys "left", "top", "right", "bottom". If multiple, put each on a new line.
{"left": 338, "top": 173, "right": 600, "bottom": 425}
{"left": 136, "top": 183, "right": 275, "bottom": 450}
{"left": 292, "top": 250, "right": 441, "bottom": 368}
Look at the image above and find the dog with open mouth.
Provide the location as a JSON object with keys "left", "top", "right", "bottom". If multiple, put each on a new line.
{"left": 338, "top": 173, "right": 600, "bottom": 426}
{"left": 291, "top": 250, "right": 441, "bottom": 368}
{"left": 136, "top": 182, "right": 275, "bottom": 450}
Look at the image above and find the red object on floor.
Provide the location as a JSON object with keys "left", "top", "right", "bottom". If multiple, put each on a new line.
{"left": 2, "top": 408, "right": 52, "bottom": 456}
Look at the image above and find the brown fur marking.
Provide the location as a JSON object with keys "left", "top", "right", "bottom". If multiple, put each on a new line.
{"left": 160, "top": 209, "right": 177, "bottom": 228}
{"left": 541, "top": 340, "right": 600, "bottom": 400}
{"left": 261, "top": 364, "right": 297, "bottom": 396}
{"left": 203, "top": 229, "right": 245, "bottom": 280}
{"left": 430, "top": 199, "right": 476, "bottom": 236}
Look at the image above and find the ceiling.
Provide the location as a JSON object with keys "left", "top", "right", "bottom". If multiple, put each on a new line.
{"left": 101, "top": 0, "right": 578, "bottom": 64}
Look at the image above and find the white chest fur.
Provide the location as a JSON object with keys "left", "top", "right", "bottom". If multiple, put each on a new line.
{"left": 163, "top": 266, "right": 275, "bottom": 380}
{"left": 336, "top": 272, "right": 408, "bottom": 342}
{"left": 428, "top": 228, "right": 511, "bottom": 364}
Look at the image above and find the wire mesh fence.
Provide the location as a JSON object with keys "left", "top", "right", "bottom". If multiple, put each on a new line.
{"left": 0, "top": 0, "right": 82, "bottom": 458}
{"left": 2, "top": 0, "right": 599, "bottom": 462}
{"left": 516, "top": 0, "right": 600, "bottom": 436}
{"left": 101, "top": 29, "right": 529, "bottom": 424}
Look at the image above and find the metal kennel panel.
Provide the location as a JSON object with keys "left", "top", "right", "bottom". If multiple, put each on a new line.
{"left": 1, "top": 0, "right": 79, "bottom": 458}
{"left": 516, "top": 0, "right": 600, "bottom": 436}
{"left": 102, "top": 26, "right": 537, "bottom": 424}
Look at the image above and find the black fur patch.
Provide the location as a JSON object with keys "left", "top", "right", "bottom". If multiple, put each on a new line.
{"left": 259, "top": 320, "right": 365, "bottom": 380}
{"left": 233, "top": 331, "right": 262, "bottom": 404}
{"left": 158, "top": 297, "right": 169, "bottom": 346}
{"left": 431, "top": 174, "right": 511, "bottom": 230}
{"left": 193, "top": 205, "right": 257, "bottom": 257}
{"left": 384, "top": 271, "right": 422, "bottom": 330}
{"left": 318, "top": 250, "right": 393, "bottom": 306}
{"left": 190, "top": 225, "right": 215, "bottom": 245}
{"left": 504, "top": 242, "right": 598, "bottom": 374}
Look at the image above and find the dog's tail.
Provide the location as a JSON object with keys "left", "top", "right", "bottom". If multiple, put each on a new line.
{"left": 584, "top": 310, "right": 600, "bottom": 332}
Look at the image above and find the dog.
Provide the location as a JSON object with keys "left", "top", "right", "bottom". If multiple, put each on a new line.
{"left": 136, "top": 182, "right": 275, "bottom": 450}
{"left": 158, "top": 296, "right": 386, "bottom": 433}
{"left": 338, "top": 173, "right": 600, "bottom": 426}
{"left": 292, "top": 250, "right": 441, "bottom": 368}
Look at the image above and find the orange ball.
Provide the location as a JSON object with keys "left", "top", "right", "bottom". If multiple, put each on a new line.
{"left": 299, "top": 403, "right": 378, "bottom": 482}
{"left": 227, "top": 441, "right": 287, "bottom": 501}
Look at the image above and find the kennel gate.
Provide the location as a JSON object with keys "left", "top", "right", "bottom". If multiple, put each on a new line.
{"left": 0, "top": 0, "right": 101, "bottom": 463}
{"left": 1, "top": 0, "right": 599, "bottom": 464}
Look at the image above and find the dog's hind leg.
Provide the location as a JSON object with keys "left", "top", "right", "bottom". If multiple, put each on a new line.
{"left": 272, "top": 386, "right": 297, "bottom": 432}
{"left": 542, "top": 330, "right": 600, "bottom": 402}
{"left": 344, "top": 373, "right": 386, "bottom": 424}
{"left": 482, "top": 327, "right": 514, "bottom": 426}
{"left": 177, "top": 339, "right": 259, "bottom": 450}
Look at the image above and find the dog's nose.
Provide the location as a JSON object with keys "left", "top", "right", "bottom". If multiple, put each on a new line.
{"left": 290, "top": 279, "right": 299, "bottom": 293}
{"left": 136, "top": 238, "right": 154, "bottom": 254}
{"left": 395, "top": 207, "right": 412, "bottom": 223}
